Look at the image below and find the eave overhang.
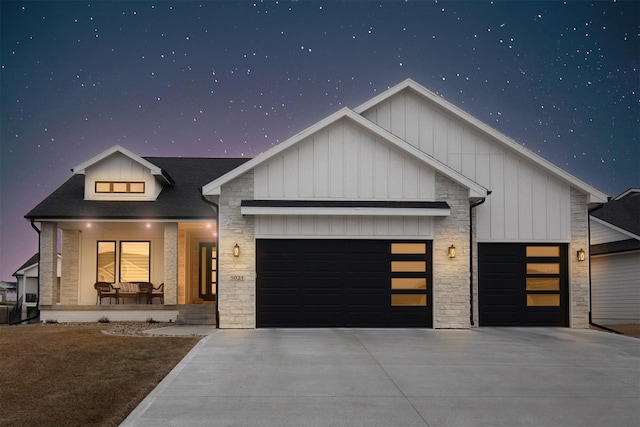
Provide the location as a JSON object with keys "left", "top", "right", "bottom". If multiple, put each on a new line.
{"left": 241, "top": 200, "right": 451, "bottom": 217}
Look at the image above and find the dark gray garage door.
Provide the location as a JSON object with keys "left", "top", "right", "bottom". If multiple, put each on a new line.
{"left": 256, "top": 239, "right": 432, "bottom": 328}
{"left": 478, "top": 243, "right": 569, "bottom": 326}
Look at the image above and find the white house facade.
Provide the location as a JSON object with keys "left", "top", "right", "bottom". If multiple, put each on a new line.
{"left": 589, "top": 189, "right": 640, "bottom": 324}
{"left": 26, "top": 79, "right": 607, "bottom": 328}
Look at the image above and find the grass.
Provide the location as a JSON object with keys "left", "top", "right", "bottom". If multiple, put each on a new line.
{"left": 0, "top": 324, "right": 200, "bottom": 426}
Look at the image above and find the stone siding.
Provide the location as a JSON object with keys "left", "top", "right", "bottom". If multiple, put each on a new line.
{"left": 570, "top": 188, "right": 590, "bottom": 328}
{"left": 164, "top": 223, "right": 178, "bottom": 305}
{"left": 39, "top": 222, "right": 58, "bottom": 306}
{"left": 433, "top": 173, "right": 472, "bottom": 328}
{"left": 61, "top": 229, "right": 80, "bottom": 304}
{"left": 218, "top": 171, "right": 256, "bottom": 328}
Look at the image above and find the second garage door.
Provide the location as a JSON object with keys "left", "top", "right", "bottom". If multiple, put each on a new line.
{"left": 256, "top": 239, "right": 432, "bottom": 328}
{"left": 478, "top": 243, "right": 569, "bottom": 326}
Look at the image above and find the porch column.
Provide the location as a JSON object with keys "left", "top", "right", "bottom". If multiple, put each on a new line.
{"left": 163, "top": 223, "right": 178, "bottom": 305}
{"left": 60, "top": 229, "right": 80, "bottom": 304}
{"left": 39, "top": 222, "right": 57, "bottom": 306}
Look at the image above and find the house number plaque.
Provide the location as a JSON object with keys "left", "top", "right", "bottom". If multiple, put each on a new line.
{"left": 230, "top": 275, "right": 244, "bottom": 281}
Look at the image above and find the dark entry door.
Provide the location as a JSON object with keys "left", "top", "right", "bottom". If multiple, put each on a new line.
{"left": 256, "top": 239, "right": 432, "bottom": 328}
{"left": 478, "top": 243, "right": 569, "bottom": 326}
{"left": 199, "top": 242, "right": 217, "bottom": 302}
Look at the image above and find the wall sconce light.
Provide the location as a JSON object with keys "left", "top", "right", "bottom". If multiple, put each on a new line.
{"left": 577, "top": 248, "right": 585, "bottom": 261}
{"left": 448, "top": 244, "right": 456, "bottom": 258}
{"left": 233, "top": 243, "right": 240, "bottom": 257}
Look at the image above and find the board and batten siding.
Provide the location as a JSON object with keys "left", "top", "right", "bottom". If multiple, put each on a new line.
{"left": 255, "top": 215, "right": 434, "bottom": 239}
{"left": 84, "top": 152, "right": 160, "bottom": 200}
{"left": 253, "top": 117, "right": 438, "bottom": 239}
{"left": 361, "top": 90, "right": 571, "bottom": 241}
{"left": 591, "top": 252, "right": 640, "bottom": 324}
{"left": 254, "top": 118, "right": 436, "bottom": 201}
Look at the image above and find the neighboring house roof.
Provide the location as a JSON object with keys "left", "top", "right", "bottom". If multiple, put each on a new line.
{"left": 0, "top": 281, "right": 17, "bottom": 290}
{"left": 354, "top": 79, "right": 608, "bottom": 204}
{"left": 591, "top": 188, "right": 640, "bottom": 237}
{"left": 25, "top": 157, "right": 251, "bottom": 220}
{"left": 13, "top": 253, "right": 40, "bottom": 276}
{"left": 202, "top": 107, "right": 490, "bottom": 199}
{"left": 591, "top": 239, "right": 640, "bottom": 256}
{"left": 590, "top": 189, "right": 640, "bottom": 256}
{"left": 12, "top": 253, "right": 62, "bottom": 276}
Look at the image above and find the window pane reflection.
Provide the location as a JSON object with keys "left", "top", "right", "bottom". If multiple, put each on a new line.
{"left": 392, "top": 294, "right": 427, "bottom": 306}
{"left": 527, "top": 294, "right": 560, "bottom": 306}
{"left": 391, "top": 261, "right": 426, "bottom": 272}
{"left": 526, "top": 278, "right": 560, "bottom": 291}
{"left": 391, "top": 243, "right": 426, "bottom": 254}
{"left": 526, "top": 246, "right": 560, "bottom": 257}
{"left": 392, "top": 278, "right": 427, "bottom": 290}
{"left": 527, "top": 263, "right": 560, "bottom": 274}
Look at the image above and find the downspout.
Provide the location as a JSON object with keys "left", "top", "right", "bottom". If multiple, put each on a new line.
{"left": 9, "top": 219, "right": 41, "bottom": 325}
{"left": 201, "top": 193, "right": 220, "bottom": 328}
{"left": 469, "top": 194, "right": 489, "bottom": 327}
{"left": 587, "top": 202, "right": 621, "bottom": 334}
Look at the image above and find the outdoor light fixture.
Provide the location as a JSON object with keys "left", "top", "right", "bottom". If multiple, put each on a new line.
{"left": 233, "top": 243, "right": 240, "bottom": 257}
{"left": 448, "top": 244, "right": 456, "bottom": 258}
{"left": 577, "top": 248, "right": 585, "bottom": 261}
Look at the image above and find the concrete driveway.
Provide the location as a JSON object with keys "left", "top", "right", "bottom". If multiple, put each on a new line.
{"left": 122, "top": 328, "right": 639, "bottom": 427}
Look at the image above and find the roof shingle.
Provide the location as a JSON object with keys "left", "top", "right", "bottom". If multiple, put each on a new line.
{"left": 25, "top": 157, "right": 251, "bottom": 220}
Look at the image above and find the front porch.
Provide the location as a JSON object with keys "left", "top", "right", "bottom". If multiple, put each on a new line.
{"left": 36, "top": 220, "right": 219, "bottom": 323}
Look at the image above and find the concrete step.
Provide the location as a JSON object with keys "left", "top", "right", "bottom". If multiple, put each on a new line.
{"left": 176, "top": 304, "right": 216, "bottom": 325}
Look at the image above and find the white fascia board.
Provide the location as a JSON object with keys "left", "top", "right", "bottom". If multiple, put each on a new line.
{"left": 241, "top": 206, "right": 450, "bottom": 217}
{"left": 355, "top": 79, "right": 608, "bottom": 203}
{"left": 590, "top": 216, "right": 640, "bottom": 241}
{"left": 203, "top": 107, "right": 489, "bottom": 199}
{"left": 71, "top": 145, "right": 169, "bottom": 184}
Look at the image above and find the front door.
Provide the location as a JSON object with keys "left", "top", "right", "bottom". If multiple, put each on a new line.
{"left": 199, "top": 242, "right": 217, "bottom": 302}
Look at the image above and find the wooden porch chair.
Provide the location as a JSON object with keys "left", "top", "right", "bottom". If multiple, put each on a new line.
{"left": 95, "top": 282, "right": 118, "bottom": 305}
{"left": 150, "top": 283, "right": 164, "bottom": 304}
{"left": 137, "top": 282, "right": 153, "bottom": 304}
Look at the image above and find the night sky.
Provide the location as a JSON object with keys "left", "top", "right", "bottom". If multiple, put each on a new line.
{"left": 1, "top": 1, "right": 638, "bottom": 281}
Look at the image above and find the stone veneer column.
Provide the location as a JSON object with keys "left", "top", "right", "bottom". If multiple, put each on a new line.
{"left": 570, "top": 188, "right": 590, "bottom": 328}
{"left": 218, "top": 171, "right": 255, "bottom": 328}
{"left": 433, "top": 173, "right": 471, "bottom": 328}
{"left": 39, "top": 222, "right": 58, "bottom": 306}
{"left": 164, "top": 223, "right": 178, "bottom": 305}
{"left": 60, "top": 229, "right": 80, "bottom": 304}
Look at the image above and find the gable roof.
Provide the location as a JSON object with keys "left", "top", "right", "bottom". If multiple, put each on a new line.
{"left": 13, "top": 253, "right": 40, "bottom": 276}
{"left": 355, "top": 79, "right": 608, "bottom": 204}
{"left": 12, "top": 253, "right": 61, "bottom": 276}
{"left": 71, "top": 145, "right": 174, "bottom": 185}
{"left": 26, "top": 157, "right": 251, "bottom": 221}
{"left": 202, "top": 108, "right": 490, "bottom": 199}
{"left": 591, "top": 188, "right": 640, "bottom": 239}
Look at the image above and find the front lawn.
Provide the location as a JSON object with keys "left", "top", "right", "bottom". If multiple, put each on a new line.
{"left": 0, "top": 324, "right": 200, "bottom": 426}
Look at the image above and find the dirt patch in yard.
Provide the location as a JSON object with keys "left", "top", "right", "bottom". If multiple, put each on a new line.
{"left": 590, "top": 323, "right": 640, "bottom": 339}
